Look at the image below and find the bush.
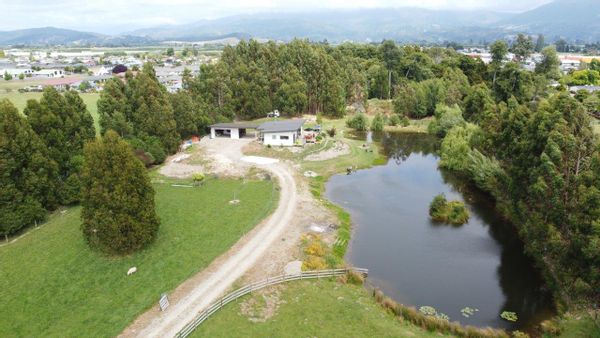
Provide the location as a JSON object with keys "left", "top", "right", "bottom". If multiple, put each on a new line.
{"left": 429, "top": 194, "right": 448, "bottom": 221}
{"left": 304, "top": 240, "right": 326, "bottom": 257}
{"left": 447, "top": 201, "right": 469, "bottom": 225}
{"left": 346, "top": 112, "right": 368, "bottom": 131}
{"left": 428, "top": 104, "right": 465, "bottom": 137}
{"left": 388, "top": 114, "right": 401, "bottom": 126}
{"left": 370, "top": 112, "right": 385, "bottom": 132}
{"left": 327, "top": 127, "right": 336, "bottom": 137}
{"left": 429, "top": 194, "right": 469, "bottom": 225}
{"left": 346, "top": 270, "right": 365, "bottom": 285}
{"left": 401, "top": 116, "right": 410, "bottom": 127}
{"left": 302, "top": 255, "right": 327, "bottom": 270}
{"left": 192, "top": 172, "right": 205, "bottom": 186}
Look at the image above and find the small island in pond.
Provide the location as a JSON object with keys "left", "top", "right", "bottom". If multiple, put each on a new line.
{"left": 429, "top": 194, "right": 470, "bottom": 225}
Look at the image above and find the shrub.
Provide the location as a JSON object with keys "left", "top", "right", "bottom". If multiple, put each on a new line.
{"left": 346, "top": 270, "right": 365, "bottom": 285}
{"left": 346, "top": 112, "right": 368, "bottom": 131}
{"left": 428, "top": 104, "right": 465, "bottom": 137}
{"left": 447, "top": 201, "right": 469, "bottom": 225}
{"left": 370, "top": 112, "right": 385, "bottom": 132}
{"left": 401, "top": 116, "right": 410, "bottom": 127}
{"left": 192, "top": 172, "right": 205, "bottom": 186}
{"left": 429, "top": 194, "right": 469, "bottom": 225}
{"left": 327, "top": 127, "right": 336, "bottom": 137}
{"left": 304, "top": 241, "right": 326, "bottom": 257}
{"left": 388, "top": 114, "right": 401, "bottom": 126}
{"left": 302, "top": 255, "right": 327, "bottom": 270}
{"left": 429, "top": 194, "right": 448, "bottom": 221}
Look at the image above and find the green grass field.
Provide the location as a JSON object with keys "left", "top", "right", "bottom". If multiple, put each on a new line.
{"left": 191, "top": 279, "right": 446, "bottom": 338}
{"left": 0, "top": 175, "right": 278, "bottom": 338}
{"left": 0, "top": 92, "right": 100, "bottom": 133}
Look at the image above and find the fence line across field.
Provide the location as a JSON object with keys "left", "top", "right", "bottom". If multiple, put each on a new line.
{"left": 174, "top": 267, "right": 369, "bottom": 338}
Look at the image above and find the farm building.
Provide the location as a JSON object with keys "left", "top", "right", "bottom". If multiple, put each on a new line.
{"left": 257, "top": 120, "right": 305, "bottom": 147}
{"left": 209, "top": 122, "right": 259, "bottom": 139}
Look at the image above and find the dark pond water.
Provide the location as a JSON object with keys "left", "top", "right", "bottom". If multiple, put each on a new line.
{"left": 325, "top": 132, "right": 554, "bottom": 332}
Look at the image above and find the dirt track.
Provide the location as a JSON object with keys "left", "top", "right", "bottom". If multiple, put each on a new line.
{"left": 120, "top": 139, "right": 298, "bottom": 338}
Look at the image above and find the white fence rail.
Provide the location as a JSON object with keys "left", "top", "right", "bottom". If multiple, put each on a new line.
{"left": 174, "top": 267, "right": 368, "bottom": 338}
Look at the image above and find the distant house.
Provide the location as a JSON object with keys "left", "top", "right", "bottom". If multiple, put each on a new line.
{"left": 257, "top": 120, "right": 305, "bottom": 147}
{"left": 34, "top": 69, "right": 64, "bottom": 78}
{"left": 94, "top": 66, "right": 111, "bottom": 76}
{"left": 569, "top": 85, "right": 600, "bottom": 94}
{"left": 1, "top": 68, "right": 33, "bottom": 77}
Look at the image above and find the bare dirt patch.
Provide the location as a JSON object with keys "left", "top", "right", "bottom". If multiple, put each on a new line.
{"left": 239, "top": 286, "right": 286, "bottom": 322}
{"left": 304, "top": 141, "right": 350, "bottom": 162}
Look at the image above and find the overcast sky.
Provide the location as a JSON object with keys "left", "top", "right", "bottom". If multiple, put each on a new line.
{"left": 0, "top": 0, "right": 553, "bottom": 34}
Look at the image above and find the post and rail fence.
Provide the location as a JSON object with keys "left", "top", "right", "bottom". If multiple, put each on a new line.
{"left": 174, "top": 267, "right": 368, "bottom": 338}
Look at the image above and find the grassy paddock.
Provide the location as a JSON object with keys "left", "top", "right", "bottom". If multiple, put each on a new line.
{"left": 0, "top": 92, "right": 100, "bottom": 133}
{"left": 190, "top": 279, "right": 447, "bottom": 338}
{"left": 0, "top": 176, "right": 278, "bottom": 337}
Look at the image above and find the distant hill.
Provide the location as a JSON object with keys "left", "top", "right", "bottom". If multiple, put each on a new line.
{"left": 1, "top": 1, "right": 599, "bottom": 46}
{"left": 500, "top": 0, "right": 600, "bottom": 41}
{"left": 0, "top": 27, "right": 155, "bottom": 46}
{"left": 0, "top": 27, "right": 103, "bottom": 45}
{"left": 129, "top": 8, "right": 513, "bottom": 43}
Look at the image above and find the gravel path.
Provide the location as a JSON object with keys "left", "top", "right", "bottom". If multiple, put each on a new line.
{"left": 121, "top": 139, "right": 297, "bottom": 338}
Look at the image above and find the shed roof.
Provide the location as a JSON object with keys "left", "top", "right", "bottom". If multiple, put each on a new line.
{"left": 257, "top": 120, "right": 305, "bottom": 133}
{"left": 210, "top": 122, "right": 259, "bottom": 129}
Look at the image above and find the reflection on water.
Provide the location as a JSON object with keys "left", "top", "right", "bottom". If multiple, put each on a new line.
{"left": 325, "top": 132, "right": 554, "bottom": 332}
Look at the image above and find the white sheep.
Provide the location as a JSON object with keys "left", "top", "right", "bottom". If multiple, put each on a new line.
{"left": 127, "top": 267, "right": 137, "bottom": 276}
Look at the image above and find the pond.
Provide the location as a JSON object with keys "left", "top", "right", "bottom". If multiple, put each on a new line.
{"left": 325, "top": 132, "right": 554, "bottom": 332}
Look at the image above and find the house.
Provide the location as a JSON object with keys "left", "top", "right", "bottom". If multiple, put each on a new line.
{"left": 34, "top": 69, "right": 64, "bottom": 78}
{"left": 209, "top": 119, "right": 306, "bottom": 147}
{"left": 569, "top": 85, "right": 600, "bottom": 94}
{"left": 1, "top": 68, "right": 33, "bottom": 77}
{"left": 257, "top": 120, "right": 305, "bottom": 147}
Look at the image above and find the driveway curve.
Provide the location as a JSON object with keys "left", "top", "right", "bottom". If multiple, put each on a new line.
{"left": 123, "top": 140, "right": 297, "bottom": 338}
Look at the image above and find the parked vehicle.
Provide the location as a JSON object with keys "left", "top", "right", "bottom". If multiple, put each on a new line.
{"left": 267, "top": 110, "right": 280, "bottom": 118}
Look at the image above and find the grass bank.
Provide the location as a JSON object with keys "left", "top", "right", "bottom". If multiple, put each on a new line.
{"left": 190, "top": 279, "right": 448, "bottom": 338}
{"left": 0, "top": 175, "right": 278, "bottom": 337}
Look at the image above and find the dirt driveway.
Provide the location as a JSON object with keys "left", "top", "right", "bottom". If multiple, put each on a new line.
{"left": 121, "top": 138, "right": 299, "bottom": 338}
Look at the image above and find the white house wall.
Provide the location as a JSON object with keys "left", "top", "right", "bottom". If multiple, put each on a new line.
{"left": 263, "top": 131, "right": 295, "bottom": 146}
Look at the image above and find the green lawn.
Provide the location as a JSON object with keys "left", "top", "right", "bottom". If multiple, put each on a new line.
{"left": 0, "top": 92, "right": 100, "bottom": 133}
{"left": 557, "top": 312, "right": 600, "bottom": 338}
{"left": 191, "top": 279, "right": 447, "bottom": 338}
{"left": 0, "top": 176, "right": 278, "bottom": 338}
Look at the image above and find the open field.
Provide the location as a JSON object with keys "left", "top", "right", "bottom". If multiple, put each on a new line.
{"left": 0, "top": 175, "right": 278, "bottom": 338}
{"left": 0, "top": 91, "right": 100, "bottom": 133}
{"left": 190, "top": 279, "right": 447, "bottom": 338}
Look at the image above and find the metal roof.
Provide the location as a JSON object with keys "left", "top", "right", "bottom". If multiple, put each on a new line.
{"left": 210, "top": 122, "right": 259, "bottom": 129}
{"left": 257, "top": 120, "right": 305, "bottom": 133}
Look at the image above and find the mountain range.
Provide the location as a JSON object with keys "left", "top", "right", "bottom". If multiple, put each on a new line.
{"left": 0, "top": 0, "right": 598, "bottom": 46}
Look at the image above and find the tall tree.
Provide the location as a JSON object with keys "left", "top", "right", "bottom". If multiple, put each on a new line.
{"left": 511, "top": 34, "right": 534, "bottom": 62}
{"left": 24, "top": 87, "right": 95, "bottom": 204}
{"left": 129, "top": 64, "right": 180, "bottom": 153}
{"left": 534, "top": 34, "right": 545, "bottom": 53}
{"left": 0, "top": 99, "right": 58, "bottom": 239}
{"left": 81, "top": 130, "right": 159, "bottom": 255}
{"left": 535, "top": 46, "right": 561, "bottom": 80}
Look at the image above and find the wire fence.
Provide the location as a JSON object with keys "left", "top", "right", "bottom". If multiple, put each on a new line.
{"left": 174, "top": 267, "right": 368, "bottom": 338}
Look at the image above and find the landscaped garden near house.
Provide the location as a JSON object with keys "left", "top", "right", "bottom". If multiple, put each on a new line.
{"left": 0, "top": 175, "right": 277, "bottom": 338}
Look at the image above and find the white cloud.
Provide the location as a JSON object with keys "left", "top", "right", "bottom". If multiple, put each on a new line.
{"left": 0, "top": 0, "right": 553, "bottom": 33}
